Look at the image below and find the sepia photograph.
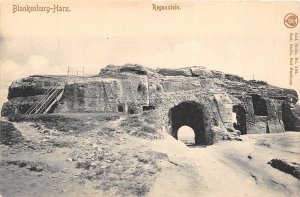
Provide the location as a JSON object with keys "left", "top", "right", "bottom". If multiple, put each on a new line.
{"left": 0, "top": 1, "right": 299, "bottom": 196}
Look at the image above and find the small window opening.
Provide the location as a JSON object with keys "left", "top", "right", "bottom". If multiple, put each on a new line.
{"left": 118, "top": 105, "right": 124, "bottom": 112}
{"left": 251, "top": 94, "right": 268, "bottom": 116}
{"left": 142, "top": 105, "right": 155, "bottom": 111}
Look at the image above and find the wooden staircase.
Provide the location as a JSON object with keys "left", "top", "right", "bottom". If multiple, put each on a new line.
{"left": 25, "top": 88, "right": 64, "bottom": 114}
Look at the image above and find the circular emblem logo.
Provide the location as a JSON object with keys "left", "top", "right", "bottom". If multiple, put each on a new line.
{"left": 284, "top": 13, "right": 298, "bottom": 28}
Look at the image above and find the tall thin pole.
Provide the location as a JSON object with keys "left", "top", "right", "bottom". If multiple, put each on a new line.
{"left": 83, "top": 67, "right": 84, "bottom": 76}
{"left": 68, "top": 66, "right": 70, "bottom": 75}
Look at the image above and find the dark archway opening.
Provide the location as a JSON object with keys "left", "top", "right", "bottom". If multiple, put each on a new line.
{"left": 251, "top": 94, "right": 268, "bottom": 116}
{"left": 233, "top": 105, "right": 247, "bottom": 135}
{"left": 169, "top": 101, "right": 206, "bottom": 145}
{"left": 282, "top": 103, "right": 300, "bottom": 131}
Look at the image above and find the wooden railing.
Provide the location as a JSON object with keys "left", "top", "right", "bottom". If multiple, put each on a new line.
{"left": 25, "top": 87, "right": 64, "bottom": 114}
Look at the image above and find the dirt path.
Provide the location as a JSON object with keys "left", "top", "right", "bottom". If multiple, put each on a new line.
{"left": 148, "top": 133, "right": 300, "bottom": 197}
{"left": 1, "top": 116, "right": 299, "bottom": 197}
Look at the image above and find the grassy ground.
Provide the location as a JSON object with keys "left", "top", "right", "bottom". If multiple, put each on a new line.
{"left": 2, "top": 111, "right": 299, "bottom": 197}
{"left": 120, "top": 110, "right": 163, "bottom": 140}
{"left": 1, "top": 111, "right": 167, "bottom": 197}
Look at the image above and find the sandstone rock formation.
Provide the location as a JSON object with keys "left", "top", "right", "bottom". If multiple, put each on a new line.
{"left": 2, "top": 64, "right": 300, "bottom": 145}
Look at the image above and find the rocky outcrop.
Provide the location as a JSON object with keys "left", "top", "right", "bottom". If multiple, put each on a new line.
{"left": 157, "top": 68, "right": 192, "bottom": 77}
{"left": 1, "top": 64, "right": 300, "bottom": 145}
{"left": 7, "top": 75, "right": 66, "bottom": 100}
{"left": 268, "top": 159, "right": 300, "bottom": 180}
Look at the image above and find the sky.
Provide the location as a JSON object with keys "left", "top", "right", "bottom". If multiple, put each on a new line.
{"left": 0, "top": 0, "right": 300, "bottom": 107}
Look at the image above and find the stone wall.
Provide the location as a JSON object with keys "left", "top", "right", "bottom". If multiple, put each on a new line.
{"left": 155, "top": 90, "right": 237, "bottom": 145}
{"left": 55, "top": 78, "right": 122, "bottom": 113}
{"left": 1, "top": 64, "right": 300, "bottom": 144}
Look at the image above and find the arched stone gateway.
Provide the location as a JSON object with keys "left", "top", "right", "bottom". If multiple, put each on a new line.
{"left": 169, "top": 101, "right": 208, "bottom": 145}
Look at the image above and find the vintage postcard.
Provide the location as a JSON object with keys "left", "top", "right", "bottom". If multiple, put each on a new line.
{"left": 0, "top": 1, "right": 299, "bottom": 197}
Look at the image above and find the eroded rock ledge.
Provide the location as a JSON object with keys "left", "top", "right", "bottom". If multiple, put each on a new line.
{"left": 1, "top": 64, "right": 300, "bottom": 145}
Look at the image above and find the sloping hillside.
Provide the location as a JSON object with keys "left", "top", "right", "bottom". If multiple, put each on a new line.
{"left": 0, "top": 112, "right": 299, "bottom": 197}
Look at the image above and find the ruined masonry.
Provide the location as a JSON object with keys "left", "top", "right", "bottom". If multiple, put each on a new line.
{"left": 2, "top": 64, "right": 300, "bottom": 145}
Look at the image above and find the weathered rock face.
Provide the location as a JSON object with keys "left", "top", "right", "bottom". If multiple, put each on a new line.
{"left": 1, "top": 75, "right": 66, "bottom": 115}
{"left": 2, "top": 64, "right": 300, "bottom": 145}
{"left": 55, "top": 79, "right": 122, "bottom": 113}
